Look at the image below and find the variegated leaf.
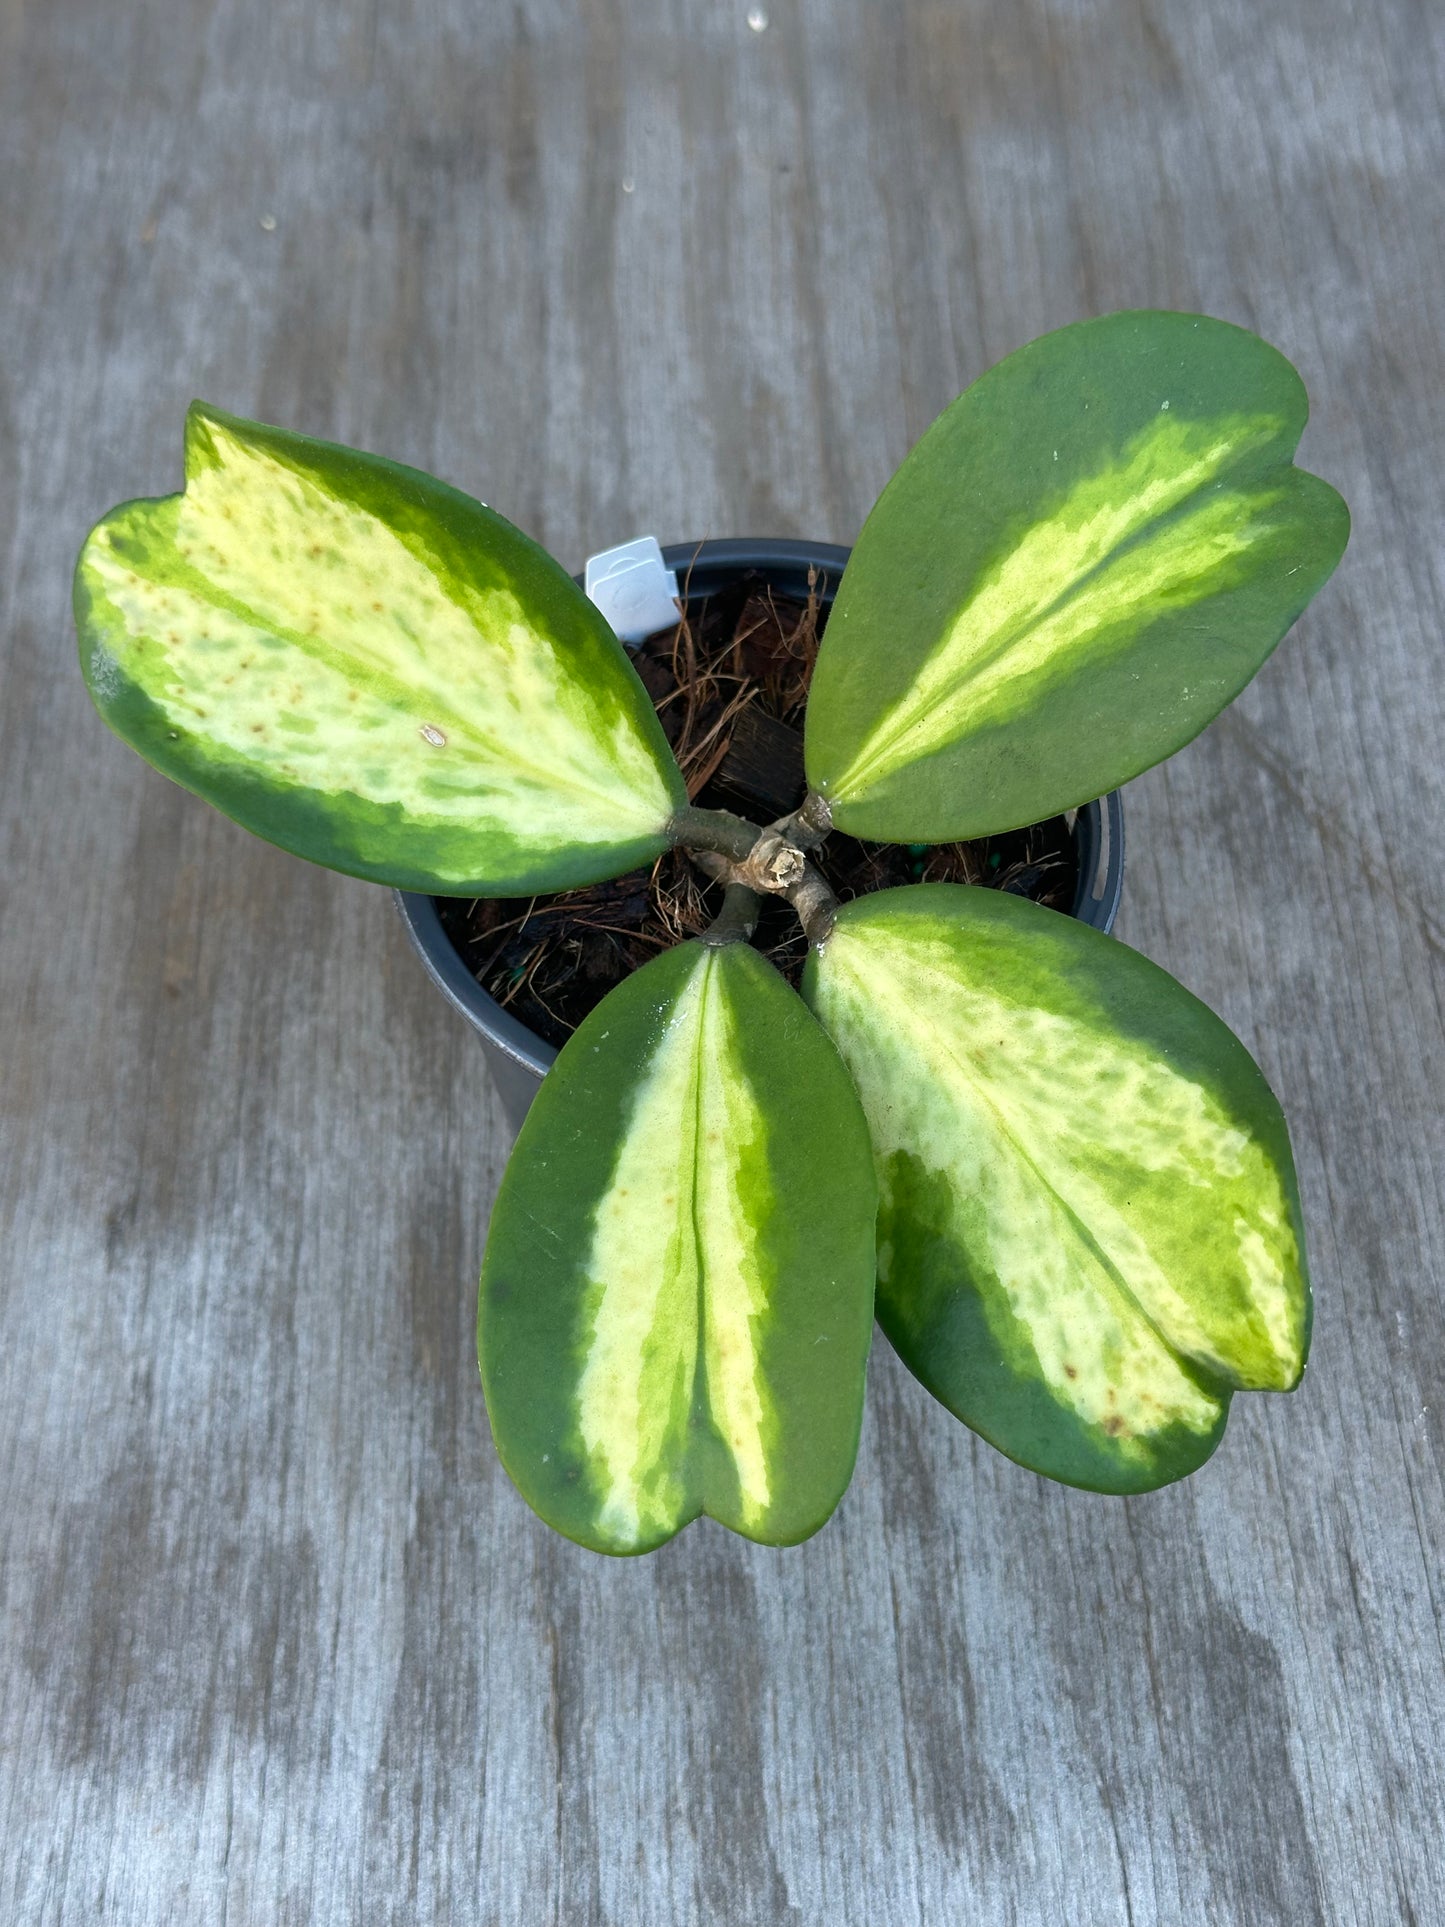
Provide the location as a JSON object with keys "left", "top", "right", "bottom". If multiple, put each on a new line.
{"left": 479, "top": 939, "right": 878, "bottom": 1554}
{"left": 76, "top": 405, "right": 687, "bottom": 894}
{"left": 804, "top": 311, "right": 1349, "bottom": 842}
{"left": 803, "top": 885, "right": 1308, "bottom": 1493}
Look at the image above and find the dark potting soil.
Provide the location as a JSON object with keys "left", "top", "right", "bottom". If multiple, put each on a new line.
{"left": 437, "top": 570, "right": 1078, "bottom": 1050}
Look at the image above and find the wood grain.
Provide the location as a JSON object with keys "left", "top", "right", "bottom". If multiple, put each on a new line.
{"left": 2, "top": 0, "right": 1442, "bottom": 1920}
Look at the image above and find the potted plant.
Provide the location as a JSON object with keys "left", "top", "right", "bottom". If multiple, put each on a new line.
{"left": 75, "top": 310, "right": 1348, "bottom": 1555}
{"left": 394, "top": 538, "right": 1127, "bottom": 1128}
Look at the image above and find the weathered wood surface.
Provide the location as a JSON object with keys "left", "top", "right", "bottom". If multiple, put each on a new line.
{"left": 2, "top": 0, "right": 1442, "bottom": 1919}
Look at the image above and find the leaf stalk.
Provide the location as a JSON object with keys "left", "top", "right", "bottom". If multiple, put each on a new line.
{"left": 698, "top": 882, "right": 764, "bottom": 947}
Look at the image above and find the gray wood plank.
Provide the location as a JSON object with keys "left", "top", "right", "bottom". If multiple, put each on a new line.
{"left": 1, "top": 0, "right": 1442, "bottom": 1920}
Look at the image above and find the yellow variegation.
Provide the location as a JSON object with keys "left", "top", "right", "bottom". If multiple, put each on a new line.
{"left": 575, "top": 952, "right": 771, "bottom": 1541}
{"left": 480, "top": 940, "right": 878, "bottom": 1554}
{"left": 804, "top": 886, "right": 1309, "bottom": 1492}
{"left": 76, "top": 406, "right": 687, "bottom": 894}
{"left": 805, "top": 311, "right": 1350, "bottom": 842}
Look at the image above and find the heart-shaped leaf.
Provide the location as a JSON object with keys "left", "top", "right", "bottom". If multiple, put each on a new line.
{"left": 76, "top": 406, "right": 687, "bottom": 894}
{"left": 804, "top": 311, "right": 1349, "bottom": 842}
{"left": 803, "top": 886, "right": 1308, "bottom": 1492}
{"left": 479, "top": 939, "right": 878, "bottom": 1553}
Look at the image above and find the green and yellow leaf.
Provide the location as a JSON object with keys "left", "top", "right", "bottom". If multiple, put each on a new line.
{"left": 76, "top": 406, "right": 687, "bottom": 894}
{"left": 803, "top": 886, "right": 1308, "bottom": 1493}
{"left": 479, "top": 939, "right": 879, "bottom": 1553}
{"left": 804, "top": 311, "right": 1349, "bottom": 842}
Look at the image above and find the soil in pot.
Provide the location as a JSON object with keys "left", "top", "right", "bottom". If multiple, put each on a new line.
{"left": 436, "top": 569, "right": 1078, "bottom": 1051}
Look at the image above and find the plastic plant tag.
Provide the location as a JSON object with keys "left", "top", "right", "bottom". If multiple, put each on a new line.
{"left": 584, "top": 537, "right": 681, "bottom": 647}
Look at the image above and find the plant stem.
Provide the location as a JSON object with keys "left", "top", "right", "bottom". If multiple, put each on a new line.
{"left": 699, "top": 881, "right": 763, "bottom": 947}
{"left": 771, "top": 790, "right": 833, "bottom": 852}
{"left": 673, "top": 800, "right": 838, "bottom": 947}
{"left": 784, "top": 865, "right": 839, "bottom": 947}
{"left": 668, "top": 803, "right": 764, "bottom": 863}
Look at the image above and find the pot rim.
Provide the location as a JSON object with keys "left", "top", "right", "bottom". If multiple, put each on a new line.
{"left": 395, "top": 536, "right": 1125, "bottom": 1083}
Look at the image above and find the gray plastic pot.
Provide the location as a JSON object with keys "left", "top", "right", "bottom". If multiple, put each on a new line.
{"left": 395, "top": 538, "right": 1126, "bottom": 1129}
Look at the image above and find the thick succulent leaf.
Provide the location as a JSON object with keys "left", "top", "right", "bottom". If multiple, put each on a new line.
{"left": 803, "top": 885, "right": 1309, "bottom": 1493}
{"left": 75, "top": 405, "right": 687, "bottom": 894}
{"left": 479, "top": 940, "right": 878, "bottom": 1554}
{"left": 805, "top": 311, "right": 1349, "bottom": 842}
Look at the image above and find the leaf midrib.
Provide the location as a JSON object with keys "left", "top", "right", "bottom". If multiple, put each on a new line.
{"left": 686, "top": 952, "right": 720, "bottom": 1507}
